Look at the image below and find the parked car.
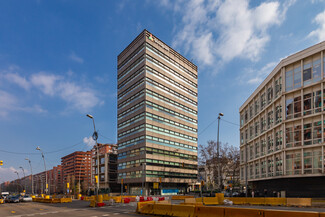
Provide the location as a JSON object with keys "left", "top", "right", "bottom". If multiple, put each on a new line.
{"left": 22, "top": 195, "right": 32, "bottom": 202}
{"left": 232, "top": 192, "right": 240, "bottom": 197}
{"left": 9, "top": 195, "right": 20, "bottom": 203}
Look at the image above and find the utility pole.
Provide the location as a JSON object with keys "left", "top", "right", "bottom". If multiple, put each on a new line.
{"left": 217, "top": 113, "right": 224, "bottom": 191}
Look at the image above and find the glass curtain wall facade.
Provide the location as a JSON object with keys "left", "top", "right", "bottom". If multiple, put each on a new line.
{"left": 117, "top": 30, "right": 198, "bottom": 195}
{"left": 240, "top": 41, "right": 325, "bottom": 197}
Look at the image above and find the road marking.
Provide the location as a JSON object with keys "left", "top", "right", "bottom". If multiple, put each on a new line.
{"left": 26, "top": 215, "right": 35, "bottom": 216}
{"left": 102, "top": 214, "right": 110, "bottom": 216}
{"left": 113, "top": 213, "right": 119, "bottom": 215}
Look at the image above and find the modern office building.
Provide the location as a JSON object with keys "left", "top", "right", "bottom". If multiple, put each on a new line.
{"left": 117, "top": 29, "right": 198, "bottom": 195}
{"left": 239, "top": 41, "right": 325, "bottom": 197}
{"left": 61, "top": 151, "right": 91, "bottom": 194}
{"left": 91, "top": 143, "right": 118, "bottom": 193}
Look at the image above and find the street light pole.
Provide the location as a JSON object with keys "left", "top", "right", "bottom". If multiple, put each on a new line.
{"left": 217, "top": 113, "right": 224, "bottom": 192}
{"left": 36, "top": 146, "right": 48, "bottom": 195}
{"left": 25, "top": 158, "right": 33, "bottom": 195}
{"left": 19, "top": 166, "right": 26, "bottom": 192}
{"left": 141, "top": 163, "right": 146, "bottom": 196}
{"left": 86, "top": 114, "right": 100, "bottom": 196}
{"left": 14, "top": 171, "right": 20, "bottom": 193}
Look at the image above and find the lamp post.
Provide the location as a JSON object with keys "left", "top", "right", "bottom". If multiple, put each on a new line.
{"left": 19, "top": 166, "right": 26, "bottom": 192}
{"left": 141, "top": 163, "right": 146, "bottom": 196}
{"left": 217, "top": 113, "right": 224, "bottom": 192}
{"left": 25, "top": 158, "right": 33, "bottom": 195}
{"left": 36, "top": 146, "right": 48, "bottom": 195}
{"left": 86, "top": 114, "right": 100, "bottom": 196}
{"left": 14, "top": 171, "right": 20, "bottom": 193}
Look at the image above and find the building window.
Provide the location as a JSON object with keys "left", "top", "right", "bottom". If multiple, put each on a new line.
{"left": 249, "top": 106, "right": 253, "bottom": 119}
{"left": 286, "top": 98, "right": 293, "bottom": 120}
{"left": 286, "top": 124, "right": 302, "bottom": 148}
{"left": 275, "top": 77, "right": 282, "bottom": 98}
{"left": 267, "top": 135, "right": 273, "bottom": 154}
{"left": 267, "top": 87, "right": 273, "bottom": 104}
{"left": 313, "top": 121, "right": 322, "bottom": 144}
{"left": 275, "top": 156, "right": 282, "bottom": 176}
{"left": 267, "top": 159, "right": 274, "bottom": 177}
{"left": 293, "top": 67, "right": 301, "bottom": 90}
{"left": 261, "top": 160, "right": 266, "bottom": 178}
{"left": 249, "top": 145, "right": 253, "bottom": 160}
{"left": 285, "top": 70, "right": 293, "bottom": 91}
{"left": 260, "top": 93, "right": 266, "bottom": 110}
{"left": 303, "top": 63, "right": 312, "bottom": 86}
{"left": 314, "top": 90, "right": 322, "bottom": 113}
{"left": 250, "top": 125, "right": 253, "bottom": 140}
{"left": 261, "top": 139, "right": 266, "bottom": 156}
{"left": 245, "top": 111, "right": 248, "bottom": 123}
{"left": 275, "top": 130, "right": 282, "bottom": 151}
{"left": 255, "top": 142, "right": 260, "bottom": 158}
{"left": 255, "top": 100, "right": 259, "bottom": 115}
{"left": 275, "top": 105, "right": 282, "bottom": 124}
{"left": 267, "top": 111, "right": 273, "bottom": 129}
{"left": 240, "top": 133, "right": 244, "bottom": 145}
{"left": 261, "top": 117, "right": 266, "bottom": 133}
{"left": 294, "top": 96, "right": 302, "bottom": 118}
{"left": 255, "top": 163, "right": 260, "bottom": 179}
{"left": 249, "top": 164, "right": 254, "bottom": 179}
{"left": 255, "top": 122, "right": 259, "bottom": 137}
{"left": 286, "top": 152, "right": 301, "bottom": 175}
{"left": 303, "top": 93, "right": 313, "bottom": 115}
{"left": 304, "top": 122, "right": 312, "bottom": 146}
{"left": 240, "top": 115, "right": 244, "bottom": 127}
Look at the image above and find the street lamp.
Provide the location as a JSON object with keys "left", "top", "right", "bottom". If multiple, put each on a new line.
{"left": 36, "top": 146, "right": 48, "bottom": 195}
{"left": 19, "top": 166, "right": 26, "bottom": 192}
{"left": 86, "top": 114, "right": 100, "bottom": 196}
{"left": 217, "top": 113, "right": 224, "bottom": 192}
{"left": 25, "top": 158, "right": 34, "bottom": 195}
{"left": 14, "top": 171, "right": 20, "bottom": 193}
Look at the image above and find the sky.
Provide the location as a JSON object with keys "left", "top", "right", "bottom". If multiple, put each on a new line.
{"left": 0, "top": 0, "right": 325, "bottom": 182}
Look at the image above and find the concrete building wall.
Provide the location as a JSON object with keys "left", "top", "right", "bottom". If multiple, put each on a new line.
{"left": 240, "top": 41, "right": 325, "bottom": 197}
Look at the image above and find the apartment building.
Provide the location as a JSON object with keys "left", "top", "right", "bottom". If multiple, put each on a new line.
{"left": 91, "top": 143, "right": 118, "bottom": 193}
{"left": 61, "top": 151, "right": 91, "bottom": 194}
{"left": 240, "top": 41, "right": 325, "bottom": 197}
{"left": 117, "top": 29, "right": 198, "bottom": 195}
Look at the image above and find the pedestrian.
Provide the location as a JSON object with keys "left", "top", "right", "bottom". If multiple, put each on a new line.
{"left": 252, "top": 191, "right": 255, "bottom": 198}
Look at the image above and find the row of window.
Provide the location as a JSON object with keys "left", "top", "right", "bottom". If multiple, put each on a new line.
{"left": 118, "top": 43, "right": 145, "bottom": 70}
{"left": 118, "top": 101, "right": 144, "bottom": 121}
{"left": 286, "top": 90, "right": 322, "bottom": 120}
{"left": 241, "top": 77, "right": 282, "bottom": 127}
{"left": 286, "top": 57, "right": 324, "bottom": 92}
{"left": 146, "top": 43, "right": 197, "bottom": 79}
{"left": 118, "top": 147, "right": 197, "bottom": 161}
{"left": 241, "top": 149, "right": 323, "bottom": 180}
{"left": 146, "top": 65, "right": 197, "bottom": 97}
{"left": 118, "top": 54, "right": 145, "bottom": 81}
{"left": 240, "top": 106, "right": 282, "bottom": 144}
{"left": 118, "top": 75, "right": 145, "bottom": 100}
{"left": 118, "top": 158, "right": 197, "bottom": 170}
{"left": 146, "top": 54, "right": 197, "bottom": 88}
{"left": 118, "top": 170, "right": 197, "bottom": 179}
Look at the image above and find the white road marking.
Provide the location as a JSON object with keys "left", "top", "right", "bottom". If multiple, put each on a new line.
{"left": 26, "top": 215, "right": 35, "bottom": 217}
{"left": 102, "top": 214, "right": 110, "bottom": 216}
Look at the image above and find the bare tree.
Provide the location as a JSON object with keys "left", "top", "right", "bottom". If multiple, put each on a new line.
{"left": 199, "top": 140, "right": 240, "bottom": 190}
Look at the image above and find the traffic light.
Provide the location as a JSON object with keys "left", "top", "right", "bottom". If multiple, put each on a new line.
{"left": 66, "top": 183, "right": 70, "bottom": 189}
{"left": 0, "top": 161, "right": 3, "bottom": 166}
{"left": 201, "top": 180, "right": 204, "bottom": 186}
{"left": 95, "top": 175, "right": 98, "bottom": 184}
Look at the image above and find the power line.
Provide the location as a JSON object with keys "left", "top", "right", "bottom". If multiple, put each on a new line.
{"left": 198, "top": 118, "right": 217, "bottom": 136}
{"left": 221, "top": 119, "right": 240, "bottom": 126}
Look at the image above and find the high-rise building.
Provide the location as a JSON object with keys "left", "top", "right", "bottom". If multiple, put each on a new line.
{"left": 240, "top": 41, "right": 325, "bottom": 197}
{"left": 117, "top": 30, "right": 198, "bottom": 195}
{"left": 61, "top": 151, "right": 91, "bottom": 194}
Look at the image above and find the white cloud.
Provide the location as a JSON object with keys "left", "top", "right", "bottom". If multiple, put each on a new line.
{"left": 69, "top": 52, "right": 84, "bottom": 64}
{"left": 165, "top": 0, "right": 295, "bottom": 69}
{"left": 0, "top": 166, "right": 20, "bottom": 182}
{"left": 31, "top": 73, "right": 61, "bottom": 96}
{"left": 83, "top": 136, "right": 95, "bottom": 148}
{"left": 308, "top": 10, "right": 325, "bottom": 42}
{"left": 238, "top": 61, "right": 278, "bottom": 85}
{"left": 4, "top": 73, "right": 30, "bottom": 90}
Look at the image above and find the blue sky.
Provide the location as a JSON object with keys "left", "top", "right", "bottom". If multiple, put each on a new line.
{"left": 1, "top": 0, "right": 325, "bottom": 182}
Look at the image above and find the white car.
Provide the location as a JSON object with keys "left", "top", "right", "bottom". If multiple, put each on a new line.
{"left": 22, "top": 195, "right": 32, "bottom": 202}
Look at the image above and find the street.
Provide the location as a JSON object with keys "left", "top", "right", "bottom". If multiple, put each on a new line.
{"left": 0, "top": 200, "right": 142, "bottom": 217}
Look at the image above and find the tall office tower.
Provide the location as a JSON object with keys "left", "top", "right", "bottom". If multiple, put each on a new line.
{"left": 117, "top": 30, "right": 198, "bottom": 195}
{"left": 240, "top": 41, "right": 325, "bottom": 197}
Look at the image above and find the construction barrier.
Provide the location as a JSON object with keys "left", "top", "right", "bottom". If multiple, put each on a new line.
{"left": 216, "top": 193, "right": 225, "bottom": 203}
{"left": 264, "top": 210, "right": 319, "bottom": 217}
{"left": 172, "top": 195, "right": 195, "bottom": 200}
{"left": 225, "top": 197, "right": 247, "bottom": 205}
{"left": 195, "top": 206, "right": 224, "bottom": 217}
{"left": 185, "top": 198, "right": 197, "bottom": 204}
{"left": 225, "top": 197, "right": 287, "bottom": 206}
{"left": 139, "top": 203, "right": 155, "bottom": 215}
{"left": 264, "top": 198, "right": 286, "bottom": 206}
{"left": 152, "top": 204, "right": 172, "bottom": 216}
{"left": 136, "top": 201, "right": 155, "bottom": 213}
{"left": 171, "top": 204, "right": 196, "bottom": 217}
{"left": 32, "top": 197, "right": 72, "bottom": 203}
{"left": 224, "top": 207, "right": 263, "bottom": 217}
{"left": 203, "top": 197, "right": 220, "bottom": 205}
{"left": 287, "top": 198, "right": 312, "bottom": 207}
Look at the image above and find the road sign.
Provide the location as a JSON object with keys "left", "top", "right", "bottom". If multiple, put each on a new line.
{"left": 153, "top": 183, "right": 159, "bottom": 189}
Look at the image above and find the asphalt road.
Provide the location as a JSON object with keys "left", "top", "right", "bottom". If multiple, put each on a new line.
{"left": 0, "top": 200, "right": 142, "bottom": 217}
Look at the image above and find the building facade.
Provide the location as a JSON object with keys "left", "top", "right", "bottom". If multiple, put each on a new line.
{"left": 91, "top": 143, "right": 118, "bottom": 193}
{"left": 117, "top": 30, "right": 198, "bottom": 195}
{"left": 240, "top": 41, "right": 325, "bottom": 197}
{"left": 61, "top": 151, "right": 91, "bottom": 194}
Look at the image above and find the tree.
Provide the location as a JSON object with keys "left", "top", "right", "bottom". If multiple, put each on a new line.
{"left": 199, "top": 140, "right": 240, "bottom": 191}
